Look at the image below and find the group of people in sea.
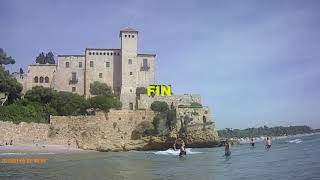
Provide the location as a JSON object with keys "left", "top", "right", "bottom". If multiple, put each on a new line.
{"left": 172, "top": 136, "right": 273, "bottom": 157}
{"left": 224, "top": 137, "right": 273, "bottom": 156}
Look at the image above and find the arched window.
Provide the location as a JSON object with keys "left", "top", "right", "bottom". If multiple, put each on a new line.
{"left": 34, "top": 76, "right": 39, "bottom": 83}
{"left": 45, "top": 76, "right": 49, "bottom": 83}
{"left": 40, "top": 76, "right": 44, "bottom": 83}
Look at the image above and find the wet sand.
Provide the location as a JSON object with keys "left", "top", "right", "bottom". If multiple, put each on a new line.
{"left": 0, "top": 143, "right": 93, "bottom": 154}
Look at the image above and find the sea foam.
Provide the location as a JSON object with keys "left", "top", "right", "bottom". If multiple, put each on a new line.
{"left": 154, "top": 148, "right": 202, "bottom": 155}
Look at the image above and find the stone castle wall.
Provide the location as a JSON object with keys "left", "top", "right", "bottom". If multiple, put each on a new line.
{"left": 138, "top": 94, "right": 202, "bottom": 110}
{"left": 0, "top": 121, "right": 50, "bottom": 144}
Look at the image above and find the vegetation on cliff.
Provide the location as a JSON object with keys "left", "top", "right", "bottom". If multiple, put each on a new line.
{"left": 218, "top": 125, "right": 313, "bottom": 138}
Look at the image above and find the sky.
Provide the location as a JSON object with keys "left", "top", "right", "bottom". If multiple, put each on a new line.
{"left": 1, "top": 0, "right": 320, "bottom": 129}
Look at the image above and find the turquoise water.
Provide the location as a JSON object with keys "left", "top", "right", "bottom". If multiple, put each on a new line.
{"left": 1, "top": 134, "right": 320, "bottom": 180}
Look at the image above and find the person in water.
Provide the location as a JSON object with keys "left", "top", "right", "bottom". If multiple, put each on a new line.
{"left": 265, "top": 137, "right": 272, "bottom": 149}
{"left": 225, "top": 141, "right": 231, "bottom": 156}
{"left": 250, "top": 138, "right": 255, "bottom": 148}
{"left": 179, "top": 140, "right": 187, "bottom": 157}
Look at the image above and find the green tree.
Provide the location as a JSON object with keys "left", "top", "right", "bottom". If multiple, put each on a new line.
{"left": 45, "top": 52, "right": 55, "bottom": 64}
{"left": 35, "top": 52, "right": 46, "bottom": 64}
{"left": 150, "top": 101, "right": 169, "bottom": 113}
{"left": 0, "top": 48, "right": 15, "bottom": 65}
{"left": 24, "top": 86, "right": 57, "bottom": 104}
{"left": 90, "top": 81, "right": 113, "bottom": 97}
{"left": 51, "top": 91, "right": 90, "bottom": 116}
{"left": 0, "top": 49, "right": 22, "bottom": 104}
{"left": 89, "top": 81, "right": 122, "bottom": 111}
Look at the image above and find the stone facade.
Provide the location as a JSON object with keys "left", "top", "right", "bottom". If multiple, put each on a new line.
{"left": 17, "top": 27, "right": 156, "bottom": 109}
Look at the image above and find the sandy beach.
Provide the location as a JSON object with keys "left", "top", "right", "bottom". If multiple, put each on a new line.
{"left": 0, "top": 143, "right": 93, "bottom": 154}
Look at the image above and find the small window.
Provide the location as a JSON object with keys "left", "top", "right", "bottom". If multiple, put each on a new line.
{"left": 103, "top": 52, "right": 106, "bottom": 55}
{"left": 100, "top": 52, "right": 102, "bottom": 55}
{"left": 130, "top": 72, "right": 133, "bottom": 75}
{"left": 107, "top": 52, "right": 109, "bottom": 55}
{"left": 128, "top": 59, "right": 132, "bottom": 64}
{"left": 106, "top": 62, "right": 110, "bottom": 67}
{"left": 125, "top": 35, "right": 127, "bottom": 38}
{"left": 45, "top": 76, "right": 49, "bottom": 83}
{"left": 132, "top": 35, "right": 134, "bottom": 38}
{"left": 143, "top": 59, "right": 148, "bottom": 66}
{"left": 129, "top": 103, "right": 133, "bottom": 110}
{"left": 118, "top": 53, "right": 120, "bottom": 55}
{"left": 110, "top": 52, "right": 113, "bottom": 55}
{"left": 99, "top": 73, "right": 103, "bottom": 78}
{"left": 79, "top": 62, "right": 82, "bottom": 68}
{"left": 93, "top": 52, "right": 95, "bottom": 55}
{"left": 72, "top": 72, "right": 77, "bottom": 80}
{"left": 128, "top": 35, "right": 131, "bottom": 38}
{"left": 96, "top": 52, "right": 98, "bottom": 55}
{"left": 66, "top": 62, "right": 70, "bottom": 68}
{"left": 90, "top": 61, "right": 94, "bottom": 67}
{"left": 130, "top": 89, "right": 132, "bottom": 92}
{"left": 89, "top": 52, "right": 91, "bottom": 55}
{"left": 40, "top": 77, "right": 44, "bottom": 83}
{"left": 72, "top": 87, "right": 76, "bottom": 92}
{"left": 34, "top": 76, "right": 39, "bottom": 83}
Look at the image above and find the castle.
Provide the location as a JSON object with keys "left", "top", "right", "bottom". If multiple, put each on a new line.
{"left": 15, "top": 28, "right": 203, "bottom": 110}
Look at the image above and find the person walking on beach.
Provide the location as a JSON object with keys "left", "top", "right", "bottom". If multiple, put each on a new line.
{"left": 225, "top": 140, "right": 231, "bottom": 156}
{"left": 265, "top": 137, "right": 272, "bottom": 149}
{"left": 68, "top": 139, "right": 71, "bottom": 150}
{"left": 250, "top": 138, "right": 255, "bottom": 148}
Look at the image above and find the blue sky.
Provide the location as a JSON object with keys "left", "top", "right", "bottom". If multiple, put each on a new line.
{"left": 1, "top": 0, "right": 320, "bottom": 129}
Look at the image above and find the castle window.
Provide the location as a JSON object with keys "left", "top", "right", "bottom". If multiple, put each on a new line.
{"left": 72, "top": 72, "right": 77, "bottom": 81}
{"left": 100, "top": 52, "right": 102, "bottom": 55}
{"left": 90, "top": 61, "right": 94, "bottom": 67}
{"left": 143, "top": 59, "right": 148, "bottom": 66}
{"left": 34, "top": 76, "right": 39, "bottom": 83}
{"left": 107, "top": 52, "right": 109, "bottom": 55}
{"left": 79, "top": 62, "right": 82, "bottom": 68}
{"left": 72, "top": 87, "right": 76, "bottom": 92}
{"left": 66, "top": 62, "right": 70, "bottom": 68}
{"left": 93, "top": 52, "right": 95, "bottom": 55}
{"left": 128, "top": 35, "right": 131, "bottom": 38}
{"left": 128, "top": 59, "right": 132, "bottom": 64}
{"left": 40, "top": 76, "right": 44, "bottom": 83}
{"left": 110, "top": 52, "right": 113, "bottom": 56}
{"left": 132, "top": 35, "right": 135, "bottom": 38}
{"left": 45, "top": 76, "right": 49, "bottom": 83}
{"left": 125, "top": 35, "right": 127, "bottom": 38}
{"left": 106, "top": 62, "right": 110, "bottom": 67}
{"left": 129, "top": 103, "right": 133, "bottom": 110}
{"left": 130, "top": 72, "right": 133, "bottom": 75}
{"left": 118, "top": 53, "right": 120, "bottom": 55}
{"left": 103, "top": 52, "right": 106, "bottom": 55}
{"left": 99, "top": 73, "right": 103, "bottom": 78}
{"left": 89, "top": 52, "right": 91, "bottom": 55}
{"left": 130, "top": 89, "right": 132, "bottom": 92}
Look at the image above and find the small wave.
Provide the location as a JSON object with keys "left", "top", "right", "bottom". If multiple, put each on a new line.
{"left": 287, "top": 139, "right": 303, "bottom": 144}
{"left": 154, "top": 148, "right": 202, "bottom": 155}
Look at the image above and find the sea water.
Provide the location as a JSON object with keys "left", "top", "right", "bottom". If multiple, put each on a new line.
{"left": 1, "top": 134, "right": 320, "bottom": 180}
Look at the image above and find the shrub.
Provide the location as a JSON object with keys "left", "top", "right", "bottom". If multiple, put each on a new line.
{"left": 150, "top": 101, "right": 169, "bottom": 113}
{"left": 190, "top": 102, "right": 202, "bottom": 107}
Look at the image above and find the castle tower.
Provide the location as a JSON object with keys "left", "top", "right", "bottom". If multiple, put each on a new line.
{"left": 120, "top": 27, "right": 139, "bottom": 110}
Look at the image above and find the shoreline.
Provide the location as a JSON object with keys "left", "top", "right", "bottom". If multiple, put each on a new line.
{"left": 0, "top": 143, "right": 95, "bottom": 154}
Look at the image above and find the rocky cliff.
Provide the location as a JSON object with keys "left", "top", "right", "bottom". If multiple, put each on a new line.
{"left": 0, "top": 109, "right": 219, "bottom": 151}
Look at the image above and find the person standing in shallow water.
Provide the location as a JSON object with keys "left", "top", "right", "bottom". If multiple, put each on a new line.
{"left": 225, "top": 141, "right": 231, "bottom": 156}
{"left": 265, "top": 137, "right": 272, "bottom": 149}
{"left": 179, "top": 140, "right": 187, "bottom": 157}
{"left": 250, "top": 138, "right": 255, "bottom": 148}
